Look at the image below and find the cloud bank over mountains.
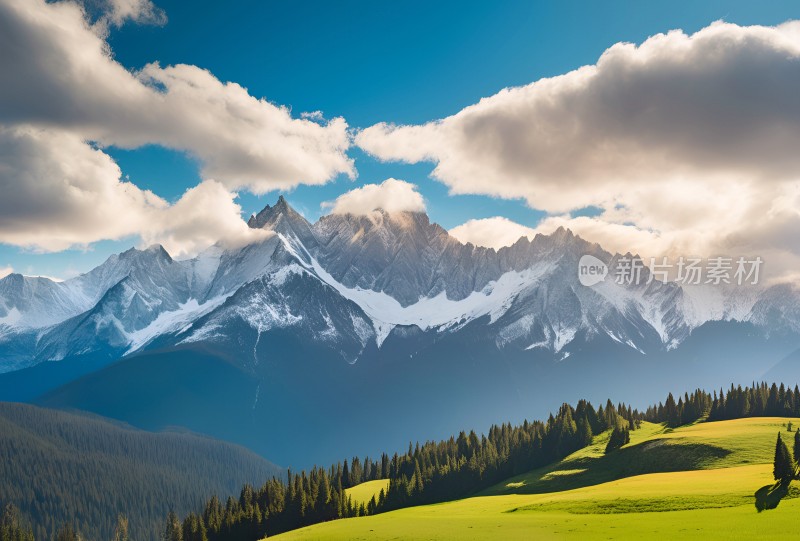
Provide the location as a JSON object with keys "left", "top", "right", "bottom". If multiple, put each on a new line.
{"left": 358, "top": 21, "right": 800, "bottom": 278}
{"left": 0, "top": 126, "right": 270, "bottom": 255}
{"left": 323, "top": 179, "right": 426, "bottom": 216}
{"left": 0, "top": 0, "right": 350, "bottom": 253}
{"left": 1, "top": 1, "right": 799, "bottom": 281}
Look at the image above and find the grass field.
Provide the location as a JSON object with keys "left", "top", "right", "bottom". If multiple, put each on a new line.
{"left": 273, "top": 417, "right": 800, "bottom": 540}
{"left": 344, "top": 479, "right": 389, "bottom": 505}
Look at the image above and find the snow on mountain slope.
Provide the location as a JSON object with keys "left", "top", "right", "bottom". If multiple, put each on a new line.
{"left": 312, "top": 209, "right": 498, "bottom": 306}
{"left": 0, "top": 245, "right": 189, "bottom": 332}
{"left": 2, "top": 196, "right": 799, "bottom": 374}
{"left": 0, "top": 274, "right": 93, "bottom": 329}
{"left": 177, "top": 257, "right": 376, "bottom": 366}
{"left": 308, "top": 253, "right": 555, "bottom": 346}
{"left": 125, "top": 296, "right": 228, "bottom": 353}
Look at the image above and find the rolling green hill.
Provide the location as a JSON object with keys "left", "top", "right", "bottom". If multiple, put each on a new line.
{"left": 273, "top": 417, "right": 799, "bottom": 540}
{"left": 345, "top": 480, "right": 390, "bottom": 505}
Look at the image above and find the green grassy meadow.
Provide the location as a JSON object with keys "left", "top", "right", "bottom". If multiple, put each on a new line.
{"left": 344, "top": 479, "right": 389, "bottom": 505}
{"left": 273, "top": 417, "right": 800, "bottom": 540}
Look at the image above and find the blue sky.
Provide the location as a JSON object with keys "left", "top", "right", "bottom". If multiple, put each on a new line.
{"left": 2, "top": 0, "right": 799, "bottom": 278}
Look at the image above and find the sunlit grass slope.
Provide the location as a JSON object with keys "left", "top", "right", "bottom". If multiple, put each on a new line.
{"left": 486, "top": 417, "right": 790, "bottom": 495}
{"left": 273, "top": 417, "right": 800, "bottom": 540}
{"left": 344, "top": 479, "right": 389, "bottom": 505}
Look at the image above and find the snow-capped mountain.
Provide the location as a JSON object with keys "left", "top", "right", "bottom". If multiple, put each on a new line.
{"left": 0, "top": 196, "right": 796, "bottom": 374}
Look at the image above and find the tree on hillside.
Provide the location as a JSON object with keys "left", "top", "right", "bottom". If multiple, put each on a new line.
{"left": 794, "top": 429, "right": 800, "bottom": 476}
{"left": 664, "top": 393, "right": 680, "bottom": 427}
{"left": 605, "top": 421, "right": 630, "bottom": 454}
{"left": 163, "top": 511, "right": 183, "bottom": 541}
{"left": 773, "top": 432, "right": 794, "bottom": 482}
{"left": 55, "top": 524, "right": 82, "bottom": 541}
{"left": 577, "top": 417, "right": 593, "bottom": 446}
{"left": 111, "top": 514, "right": 129, "bottom": 541}
{"left": 181, "top": 513, "right": 207, "bottom": 541}
{"left": 0, "top": 504, "right": 35, "bottom": 541}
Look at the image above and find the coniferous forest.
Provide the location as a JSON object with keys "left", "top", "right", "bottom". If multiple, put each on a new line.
{"left": 0, "top": 404, "right": 279, "bottom": 541}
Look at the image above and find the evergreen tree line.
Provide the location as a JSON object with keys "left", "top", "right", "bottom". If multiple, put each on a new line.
{"left": 642, "top": 383, "right": 800, "bottom": 428}
{"left": 169, "top": 398, "right": 641, "bottom": 539}
{"left": 162, "top": 461, "right": 386, "bottom": 541}
{"left": 379, "top": 399, "right": 640, "bottom": 511}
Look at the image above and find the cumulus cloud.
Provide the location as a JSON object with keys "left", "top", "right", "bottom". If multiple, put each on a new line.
{"left": 142, "top": 180, "right": 272, "bottom": 257}
{"left": 323, "top": 179, "right": 426, "bottom": 216}
{"left": 0, "top": 0, "right": 352, "bottom": 256}
{"left": 0, "top": 0, "right": 354, "bottom": 192}
{"left": 448, "top": 215, "right": 671, "bottom": 255}
{"left": 357, "top": 21, "right": 800, "bottom": 211}
{"left": 357, "top": 20, "right": 800, "bottom": 279}
{"left": 449, "top": 217, "right": 536, "bottom": 250}
{"left": 0, "top": 266, "right": 12, "bottom": 279}
{"left": 0, "top": 126, "right": 267, "bottom": 255}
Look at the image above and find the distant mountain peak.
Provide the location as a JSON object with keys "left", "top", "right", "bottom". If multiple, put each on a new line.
{"left": 247, "top": 197, "right": 317, "bottom": 253}
{"left": 118, "top": 244, "right": 172, "bottom": 263}
{"left": 247, "top": 196, "right": 305, "bottom": 230}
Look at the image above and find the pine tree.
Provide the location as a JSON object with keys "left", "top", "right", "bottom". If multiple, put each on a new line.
{"left": 794, "top": 429, "right": 800, "bottom": 475}
{"left": 773, "top": 432, "right": 794, "bottom": 482}
{"left": 664, "top": 393, "right": 680, "bottom": 427}
{"left": 163, "top": 510, "right": 183, "bottom": 541}
{"left": 577, "top": 417, "right": 593, "bottom": 446}
{"left": 111, "top": 514, "right": 129, "bottom": 541}
{"left": 0, "top": 504, "right": 34, "bottom": 541}
{"left": 56, "top": 524, "right": 82, "bottom": 541}
{"left": 605, "top": 422, "right": 629, "bottom": 454}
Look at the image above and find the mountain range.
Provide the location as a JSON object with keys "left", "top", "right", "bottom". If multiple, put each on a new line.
{"left": 2, "top": 196, "right": 800, "bottom": 465}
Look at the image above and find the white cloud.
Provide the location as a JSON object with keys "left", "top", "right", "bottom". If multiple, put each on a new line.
{"left": 323, "top": 179, "right": 426, "bottom": 216}
{"left": 449, "top": 217, "right": 536, "bottom": 250}
{"left": 102, "top": 0, "right": 167, "bottom": 27}
{"left": 448, "top": 215, "right": 671, "bottom": 255}
{"left": 0, "top": 0, "right": 351, "bottom": 256}
{"left": 0, "top": 0, "right": 354, "bottom": 192}
{"left": 141, "top": 180, "right": 272, "bottom": 257}
{"left": 91, "top": 0, "right": 167, "bottom": 35}
{"left": 357, "top": 21, "right": 800, "bottom": 211}
{"left": 0, "top": 126, "right": 268, "bottom": 255}
{"left": 357, "top": 20, "right": 800, "bottom": 279}
{"left": 0, "top": 266, "right": 12, "bottom": 279}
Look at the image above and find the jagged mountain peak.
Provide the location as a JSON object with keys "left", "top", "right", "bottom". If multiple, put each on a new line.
{"left": 0, "top": 273, "right": 25, "bottom": 286}
{"left": 110, "top": 244, "right": 173, "bottom": 269}
{"left": 137, "top": 244, "right": 172, "bottom": 261}
{"left": 246, "top": 196, "right": 317, "bottom": 252}
{"left": 316, "top": 207, "right": 450, "bottom": 241}
{"left": 248, "top": 196, "right": 306, "bottom": 229}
